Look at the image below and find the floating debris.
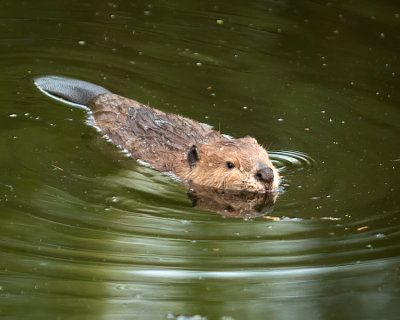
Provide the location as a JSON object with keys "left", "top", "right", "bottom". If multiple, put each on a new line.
{"left": 320, "top": 216, "right": 341, "bottom": 221}
{"left": 167, "top": 315, "right": 207, "bottom": 320}
{"left": 263, "top": 216, "right": 280, "bottom": 221}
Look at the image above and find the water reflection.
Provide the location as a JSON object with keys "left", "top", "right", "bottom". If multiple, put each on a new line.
{"left": 187, "top": 184, "right": 277, "bottom": 218}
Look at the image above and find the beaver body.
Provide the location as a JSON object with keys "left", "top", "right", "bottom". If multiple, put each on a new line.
{"left": 35, "top": 76, "right": 280, "bottom": 192}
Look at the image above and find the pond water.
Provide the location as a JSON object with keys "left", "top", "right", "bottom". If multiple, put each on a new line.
{"left": 1, "top": 0, "right": 399, "bottom": 319}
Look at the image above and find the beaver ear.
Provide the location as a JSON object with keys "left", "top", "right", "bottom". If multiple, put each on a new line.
{"left": 188, "top": 145, "right": 200, "bottom": 169}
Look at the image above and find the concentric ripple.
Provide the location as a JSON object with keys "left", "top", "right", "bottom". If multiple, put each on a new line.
{"left": 270, "top": 150, "right": 318, "bottom": 173}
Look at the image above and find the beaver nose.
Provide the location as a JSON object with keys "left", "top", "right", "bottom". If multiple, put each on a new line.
{"left": 255, "top": 167, "right": 274, "bottom": 183}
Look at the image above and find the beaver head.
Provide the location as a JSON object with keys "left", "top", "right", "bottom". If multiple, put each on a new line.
{"left": 185, "top": 137, "right": 280, "bottom": 192}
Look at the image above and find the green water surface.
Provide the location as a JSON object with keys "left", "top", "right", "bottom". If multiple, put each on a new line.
{"left": 0, "top": 1, "right": 399, "bottom": 319}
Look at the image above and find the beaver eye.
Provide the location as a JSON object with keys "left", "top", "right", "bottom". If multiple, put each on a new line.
{"left": 226, "top": 161, "right": 235, "bottom": 169}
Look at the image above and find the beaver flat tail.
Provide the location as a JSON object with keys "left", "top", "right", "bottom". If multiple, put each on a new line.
{"left": 34, "top": 76, "right": 110, "bottom": 107}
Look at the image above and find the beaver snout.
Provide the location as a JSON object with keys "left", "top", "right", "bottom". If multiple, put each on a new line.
{"left": 255, "top": 167, "right": 274, "bottom": 183}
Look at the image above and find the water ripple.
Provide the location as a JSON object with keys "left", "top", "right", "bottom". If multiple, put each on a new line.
{"left": 1, "top": 2, "right": 399, "bottom": 318}
{"left": 270, "top": 150, "right": 318, "bottom": 172}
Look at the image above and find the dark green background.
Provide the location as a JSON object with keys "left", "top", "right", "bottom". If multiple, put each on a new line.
{"left": 0, "top": 1, "right": 399, "bottom": 319}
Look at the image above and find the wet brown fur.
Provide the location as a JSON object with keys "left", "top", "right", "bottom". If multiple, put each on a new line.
{"left": 90, "top": 93, "right": 280, "bottom": 192}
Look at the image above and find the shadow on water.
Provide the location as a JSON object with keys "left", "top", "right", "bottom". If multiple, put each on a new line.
{"left": 0, "top": 0, "right": 400, "bottom": 319}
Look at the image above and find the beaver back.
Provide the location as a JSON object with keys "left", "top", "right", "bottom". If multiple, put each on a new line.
{"left": 90, "top": 93, "right": 227, "bottom": 173}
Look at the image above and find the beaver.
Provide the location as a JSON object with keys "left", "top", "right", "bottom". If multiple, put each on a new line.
{"left": 34, "top": 76, "right": 280, "bottom": 193}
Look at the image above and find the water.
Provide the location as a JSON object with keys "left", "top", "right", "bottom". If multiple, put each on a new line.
{"left": 1, "top": 0, "right": 399, "bottom": 319}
